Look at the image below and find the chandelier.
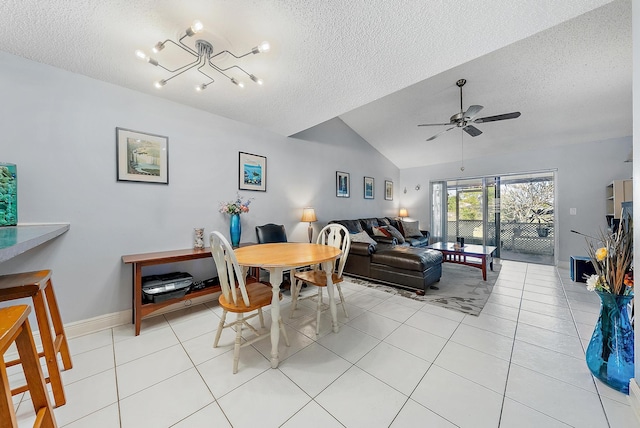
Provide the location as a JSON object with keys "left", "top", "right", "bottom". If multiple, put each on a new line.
{"left": 135, "top": 20, "right": 270, "bottom": 91}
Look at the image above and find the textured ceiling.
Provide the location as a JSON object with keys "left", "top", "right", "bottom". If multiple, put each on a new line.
{"left": 0, "top": 0, "right": 629, "bottom": 168}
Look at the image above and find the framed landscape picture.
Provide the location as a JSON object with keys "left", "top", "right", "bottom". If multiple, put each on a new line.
{"left": 364, "top": 176, "right": 374, "bottom": 199}
{"left": 116, "top": 128, "right": 168, "bottom": 184}
{"left": 239, "top": 152, "right": 267, "bottom": 191}
{"left": 385, "top": 180, "right": 393, "bottom": 200}
{"left": 336, "top": 171, "right": 350, "bottom": 197}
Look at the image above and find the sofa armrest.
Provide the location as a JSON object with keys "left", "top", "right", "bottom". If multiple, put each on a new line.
{"left": 349, "top": 241, "right": 376, "bottom": 255}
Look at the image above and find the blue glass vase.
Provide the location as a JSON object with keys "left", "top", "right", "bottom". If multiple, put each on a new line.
{"left": 229, "top": 214, "right": 241, "bottom": 248}
{"left": 586, "top": 291, "right": 634, "bottom": 394}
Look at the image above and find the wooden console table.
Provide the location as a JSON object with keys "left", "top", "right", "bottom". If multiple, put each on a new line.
{"left": 122, "top": 248, "right": 220, "bottom": 336}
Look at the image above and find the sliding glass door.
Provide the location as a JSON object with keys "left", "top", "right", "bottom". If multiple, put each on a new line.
{"left": 431, "top": 171, "right": 555, "bottom": 264}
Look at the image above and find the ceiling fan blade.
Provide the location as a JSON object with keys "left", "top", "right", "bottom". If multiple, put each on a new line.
{"left": 418, "top": 122, "right": 453, "bottom": 127}
{"left": 464, "top": 105, "right": 483, "bottom": 119}
{"left": 463, "top": 125, "right": 482, "bottom": 137}
{"left": 426, "top": 126, "right": 455, "bottom": 141}
{"left": 474, "top": 111, "right": 521, "bottom": 123}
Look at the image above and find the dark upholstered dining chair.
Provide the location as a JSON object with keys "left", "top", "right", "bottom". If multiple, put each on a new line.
{"left": 255, "top": 223, "right": 291, "bottom": 288}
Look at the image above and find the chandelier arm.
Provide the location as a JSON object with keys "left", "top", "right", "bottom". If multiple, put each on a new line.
{"left": 196, "top": 64, "right": 216, "bottom": 83}
{"left": 214, "top": 64, "right": 252, "bottom": 77}
{"left": 176, "top": 35, "right": 199, "bottom": 56}
{"left": 210, "top": 49, "right": 252, "bottom": 60}
{"left": 157, "top": 56, "right": 202, "bottom": 74}
{"left": 207, "top": 60, "right": 234, "bottom": 81}
{"left": 162, "top": 56, "right": 206, "bottom": 84}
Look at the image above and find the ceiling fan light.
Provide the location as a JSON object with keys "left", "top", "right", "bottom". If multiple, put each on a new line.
{"left": 249, "top": 74, "right": 263, "bottom": 85}
{"left": 154, "top": 79, "right": 167, "bottom": 89}
{"left": 186, "top": 20, "right": 204, "bottom": 36}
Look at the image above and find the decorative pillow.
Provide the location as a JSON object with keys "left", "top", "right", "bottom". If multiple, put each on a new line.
{"left": 350, "top": 230, "right": 377, "bottom": 246}
{"left": 401, "top": 220, "right": 422, "bottom": 238}
{"left": 385, "top": 225, "right": 405, "bottom": 244}
{"left": 372, "top": 226, "right": 392, "bottom": 238}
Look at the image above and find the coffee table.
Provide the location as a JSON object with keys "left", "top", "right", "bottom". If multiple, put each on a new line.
{"left": 428, "top": 242, "right": 497, "bottom": 281}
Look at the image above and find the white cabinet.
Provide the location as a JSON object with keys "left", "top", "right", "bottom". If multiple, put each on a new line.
{"left": 606, "top": 179, "right": 632, "bottom": 219}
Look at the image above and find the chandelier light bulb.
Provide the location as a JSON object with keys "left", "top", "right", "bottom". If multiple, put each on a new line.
{"left": 231, "top": 78, "right": 245, "bottom": 88}
{"left": 195, "top": 83, "right": 207, "bottom": 92}
{"left": 135, "top": 50, "right": 147, "bottom": 60}
{"left": 186, "top": 20, "right": 204, "bottom": 36}
{"left": 154, "top": 79, "right": 167, "bottom": 89}
{"left": 249, "top": 74, "right": 263, "bottom": 85}
{"left": 152, "top": 42, "right": 165, "bottom": 53}
{"left": 258, "top": 41, "right": 270, "bottom": 53}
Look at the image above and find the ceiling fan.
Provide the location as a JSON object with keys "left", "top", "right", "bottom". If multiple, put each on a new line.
{"left": 418, "top": 79, "right": 521, "bottom": 141}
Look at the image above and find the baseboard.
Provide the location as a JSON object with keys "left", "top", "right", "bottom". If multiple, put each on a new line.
{"left": 629, "top": 379, "right": 640, "bottom": 423}
{"left": 5, "top": 292, "right": 220, "bottom": 360}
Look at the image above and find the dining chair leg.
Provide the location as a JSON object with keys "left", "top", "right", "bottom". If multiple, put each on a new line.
{"left": 233, "top": 314, "right": 243, "bottom": 374}
{"left": 258, "top": 308, "right": 265, "bottom": 328}
{"left": 315, "top": 288, "right": 323, "bottom": 335}
{"left": 213, "top": 310, "right": 227, "bottom": 348}
{"left": 336, "top": 284, "right": 348, "bottom": 318}
{"left": 289, "top": 279, "right": 302, "bottom": 318}
{"left": 278, "top": 317, "right": 290, "bottom": 346}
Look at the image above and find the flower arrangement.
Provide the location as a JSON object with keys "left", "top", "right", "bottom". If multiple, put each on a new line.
{"left": 580, "top": 223, "right": 633, "bottom": 295}
{"left": 219, "top": 193, "right": 253, "bottom": 215}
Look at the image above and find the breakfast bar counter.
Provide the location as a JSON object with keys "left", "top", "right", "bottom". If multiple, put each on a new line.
{"left": 0, "top": 224, "right": 70, "bottom": 263}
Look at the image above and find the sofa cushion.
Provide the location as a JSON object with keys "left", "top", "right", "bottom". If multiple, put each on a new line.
{"left": 372, "top": 247, "right": 443, "bottom": 272}
{"left": 350, "top": 230, "right": 377, "bottom": 246}
{"left": 372, "top": 226, "right": 392, "bottom": 238}
{"left": 404, "top": 235, "right": 429, "bottom": 247}
{"left": 359, "top": 218, "right": 381, "bottom": 235}
{"left": 331, "top": 219, "right": 363, "bottom": 234}
{"left": 401, "top": 220, "right": 422, "bottom": 237}
{"left": 385, "top": 225, "right": 405, "bottom": 244}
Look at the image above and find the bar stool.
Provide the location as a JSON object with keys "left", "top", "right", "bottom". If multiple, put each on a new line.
{"left": 1, "top": 305, "right": 57, "bottom": 428}
{"left": 0, "top": 270, "right": 72, "bottom": 408}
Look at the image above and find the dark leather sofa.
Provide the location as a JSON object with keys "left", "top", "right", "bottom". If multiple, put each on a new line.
{"left": 329, "top": 217, "right": 443, "bottom": 294}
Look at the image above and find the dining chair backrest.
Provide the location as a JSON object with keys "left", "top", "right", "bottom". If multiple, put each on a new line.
{"left": 210, "top": 231, "right": 250, "bottom": 308}
{"left": 255, "top": 223, "right": 288, "bottom": 244}
{"left": 316, "top": 224, "right": 351, "bottom": 277}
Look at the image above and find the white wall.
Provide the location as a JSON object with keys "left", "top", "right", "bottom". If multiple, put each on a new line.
{"left": 0, "top": 51, "right": 399, "bottom": 324}
{"left": 398, "top": 136, "right": 633, "bottom": 263}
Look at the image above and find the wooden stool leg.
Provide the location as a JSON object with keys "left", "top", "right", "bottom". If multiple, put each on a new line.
{"left": 32, "top": 290, "right": 65, "bottom": 408}
{"left": 43, "top": 278, "right": 72, "bottom": 370}
{"left": 15, "top": 318, "right": 57, "bottom": 428}
{"left": 0, "top": 360, "right": 18, "bottom": 428}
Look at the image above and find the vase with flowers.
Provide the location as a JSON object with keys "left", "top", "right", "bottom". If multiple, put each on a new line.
{"left": 219, "top": 193, "right": 253, "bottom": 248}
{"left": 579, "top": 221, "right": 633, "bottom": 394}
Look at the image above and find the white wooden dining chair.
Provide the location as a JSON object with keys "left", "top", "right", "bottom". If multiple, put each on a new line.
{"left": 290, "top": 224, "right": 351, "bottom": 334}
{"left": 210, "top": 231, "right": 289, "bottom": 374}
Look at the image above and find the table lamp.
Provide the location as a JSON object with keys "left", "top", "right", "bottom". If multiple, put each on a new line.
{"left": 301, "top": 207, "right": 317, "bottom": 243}
{"left": 399, "top": 208, "right": 409, "bottom": 218}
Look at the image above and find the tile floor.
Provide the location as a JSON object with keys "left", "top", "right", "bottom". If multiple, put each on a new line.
{"left": 9, "top": 260, "right": 640, "bottom": 427}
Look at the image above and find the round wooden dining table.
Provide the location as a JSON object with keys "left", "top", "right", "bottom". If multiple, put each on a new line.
{"left": 234, "top": 242, "right": 342, "bottom": 368}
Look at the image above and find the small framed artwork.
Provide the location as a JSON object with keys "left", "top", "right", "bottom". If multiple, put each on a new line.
{"left": 116, "top": 128, "right": 169, "bottom": 184}
{"left": 336, "top": 171, "right": 350, "bottom": 197}
{"left": 385, "top": 180, "right": 394, "bottom": 200}
{"left": 239, "top": 152, "right": 267, "bottom": 192}
{"left": 364, "top": 176, "right": 374, "bottom": 199}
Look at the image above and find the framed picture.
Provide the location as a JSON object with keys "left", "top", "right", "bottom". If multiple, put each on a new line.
{"left": 239, "top": 152, "right": 267, "bottom": 191}
{"left": 336, "top": 171, "right": 350, "bottom": 197}
{"left": 364, "top": 176, "right": 374, "bottom": 199}
{"left": 385, "top": 180, "right": 393, "bottom": 200}
{"left": 116, "top": 128, "right": 168, "bottom": 184}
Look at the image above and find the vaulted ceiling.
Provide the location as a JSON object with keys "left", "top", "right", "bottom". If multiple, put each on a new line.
{"left": 0, "top": 0, "right": 630, "bottom": 168}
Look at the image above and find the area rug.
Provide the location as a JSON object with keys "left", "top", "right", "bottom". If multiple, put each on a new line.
{"left": 344, "top": 262, "right": 501, "bottom": 316}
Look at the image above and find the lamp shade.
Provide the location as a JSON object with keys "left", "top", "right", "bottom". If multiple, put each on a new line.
{"left": 399, "top": 208, "right": 409, "bottom": 218}
{"left": 301, "top": 207, "right": 317, "bottom": 222}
